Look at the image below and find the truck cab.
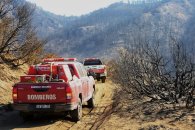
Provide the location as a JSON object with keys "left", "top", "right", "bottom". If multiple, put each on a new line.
{"left": 13, "top": 58, "right": 95, "bottom": 122}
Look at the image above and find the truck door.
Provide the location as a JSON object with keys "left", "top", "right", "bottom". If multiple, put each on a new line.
{"left": 80, "top": 64, "right": 91, "bottom": 98}
{"left": 76, "top": 64, "right": 88, "bottom": 101}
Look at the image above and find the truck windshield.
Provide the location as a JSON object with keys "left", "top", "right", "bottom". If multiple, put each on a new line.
{"left": 84, "top": 60, "right": 102, "bottom": 65}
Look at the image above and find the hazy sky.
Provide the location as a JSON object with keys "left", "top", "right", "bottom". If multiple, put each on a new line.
{"left": 26, "top": 0, "right": 129, "bottom": 16}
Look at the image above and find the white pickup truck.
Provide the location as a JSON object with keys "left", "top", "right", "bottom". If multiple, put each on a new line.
{"left": 83, "top": 58, "right": 107, "bottom": 83}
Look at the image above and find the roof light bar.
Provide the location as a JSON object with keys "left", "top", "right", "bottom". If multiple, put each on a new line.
{"left": 43, "top": 58, "right": 77, "bottom": 62}
{"left": 84, "top": 58, "right": 98, "bottom": 61}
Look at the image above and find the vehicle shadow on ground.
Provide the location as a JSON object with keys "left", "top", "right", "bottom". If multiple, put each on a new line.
{"left": 0, "top": 110, "right": 75, "bottom": 130}
{"left": 0, "top": 105, "right": 93, "bottom": 130}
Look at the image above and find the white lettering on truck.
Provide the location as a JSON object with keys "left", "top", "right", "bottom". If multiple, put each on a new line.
{"left": 27, "top": 94, "right": 56, "bottom": 100}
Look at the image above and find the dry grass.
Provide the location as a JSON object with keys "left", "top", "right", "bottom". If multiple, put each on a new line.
{"left": 0, "top": 64, "right": 28, "bottom": 104}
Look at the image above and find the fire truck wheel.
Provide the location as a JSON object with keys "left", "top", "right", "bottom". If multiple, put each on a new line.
{"left": 70, "top": 98, "right": 82, "bottom": 122}
{"left": 87, "top": 92, "right": 95, "bottom": 108}
{"left": 101, "top": 77, "right": 106, "bottom": 83}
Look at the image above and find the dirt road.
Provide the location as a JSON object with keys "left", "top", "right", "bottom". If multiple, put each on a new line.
{"left": 1, "top": 80, "right": 194, "bottom": 130}
{"left": 0, "top": 81, "right": 115, "bottom": 130}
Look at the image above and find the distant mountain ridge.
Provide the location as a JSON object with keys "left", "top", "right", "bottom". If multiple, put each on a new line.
{"left": 32, "top": 7, "right": 77, "bottom": 38}
{"left": 29, "top": 0, "right": 195, "bottom": 58}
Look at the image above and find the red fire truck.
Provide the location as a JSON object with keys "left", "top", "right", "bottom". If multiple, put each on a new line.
{"left": 13, "top": 58, "right": 95, "bottom": 121}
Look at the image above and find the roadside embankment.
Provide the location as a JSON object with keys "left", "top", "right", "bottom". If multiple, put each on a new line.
{"left": 0, "top": 64, "right": 28, "bottom": 104}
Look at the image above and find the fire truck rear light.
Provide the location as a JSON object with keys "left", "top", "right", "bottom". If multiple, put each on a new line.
{"left": 66, "top": 85, "right": 72, "bottom": 100}
{"left": 13, "top": 87, "right": 18, "bottom": 100}
{"left": 13, "top": 94, "right": 17, "bottom": 99}
{"left": 66, "top": 93, "right": 72, "bottom": 99}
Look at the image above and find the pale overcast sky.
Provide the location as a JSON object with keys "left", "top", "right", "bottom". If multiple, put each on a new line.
{"left": 26, "top": 0, "right": 129, "bottom": 16}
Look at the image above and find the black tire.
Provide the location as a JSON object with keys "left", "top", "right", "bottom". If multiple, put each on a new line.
{"left": 101, "top": 77, "right": 106, "bottom": 83}
{"left": 70, "top": 98, "right": 82, "bottom": 122}
{"left": 97, "top": 78, "right": 100, "bottom": 81}
{"left": 87, "top": 92, "right": 95, "bottom": 108}
{"left": 20, "top": 112, "right": 33, "bottom": 121}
